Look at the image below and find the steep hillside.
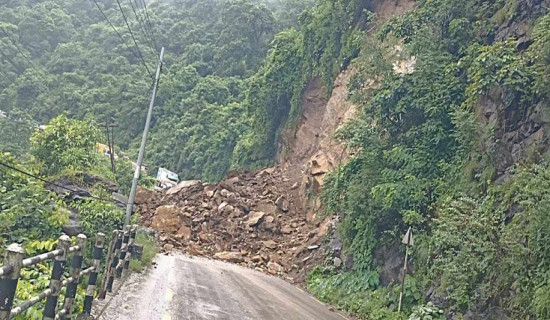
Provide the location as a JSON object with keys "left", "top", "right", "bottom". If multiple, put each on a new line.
{"left": 0, "top": 0, "right": 309, "bottom": 182}
{"left": 4, "top": 0, "right": 550, "bottom": 319}
{"left": 306, "top": 0, "right": 550, "bottom": 319}
{"left": 141, "top": 0, "right": 550, "bottom": 319}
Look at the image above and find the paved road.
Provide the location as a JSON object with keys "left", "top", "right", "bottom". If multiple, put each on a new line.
{"left": 98, "top": 254, "right": 348, "bottom": 320}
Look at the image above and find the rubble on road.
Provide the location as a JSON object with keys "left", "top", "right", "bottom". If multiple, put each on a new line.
{"left": 136, "top": 166, "right": 335, "bottom": 283}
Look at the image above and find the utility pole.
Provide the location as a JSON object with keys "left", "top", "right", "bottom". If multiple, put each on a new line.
{"left": 110, "top": 122, "right": 116, "bottom": 174}
{"left": 124, "top": 47, "right": 165, "bottom": 228}
{"left": 398, "top": 227, "right": 413, "bottom": 312}
{"left": 104, "top": 118, "right": 118, "bottom": 175}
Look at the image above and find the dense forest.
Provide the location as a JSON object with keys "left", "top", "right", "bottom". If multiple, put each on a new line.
{"left": 0, "top": 0, "right": 311, "bottom": 317}
{"left": 307, "top": 0, "right": 550, "bottom": 319}
{"left": 2, "top": 0, "right": 550, "bottom": 319}
{"left": 0, "top": 0, "right": 314, "bottom": 181}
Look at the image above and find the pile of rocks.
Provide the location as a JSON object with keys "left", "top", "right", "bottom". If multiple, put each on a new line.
{"left": 136, "top": 166, "right": 334, "bottom": 283}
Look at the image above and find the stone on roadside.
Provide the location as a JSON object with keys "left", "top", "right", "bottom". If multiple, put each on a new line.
{"left": 175, "top": 225, "right": 192, "bottom": 241}
{"left": 151, "top": 205, "right": 181, "bottom": 233}
{"left": 281, "top": 226, "right": 293, "bottom": 234}
{"left": 214, "top": 251, "right": 244, "bottom": 263}
{"left": 275, "top": 196, "right": 289, "bottom": 212}
{"left": 267, "top": 261, "right": 283, "bottom": 275}
{"left": 204, "top": 185, "right": 216, "bottom": 197}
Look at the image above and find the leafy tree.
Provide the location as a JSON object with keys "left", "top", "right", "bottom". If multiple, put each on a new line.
{"left": 0, "top": 110, "right": 34, "bottom": 158}
{"left": 0, "top": 153, "right": 67, "bottom": 244}
{"left": 30, "top": 115, "right": 102, "bottom": 175}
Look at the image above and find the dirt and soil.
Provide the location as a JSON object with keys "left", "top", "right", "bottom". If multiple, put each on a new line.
{"left": 136, "top": 71, "right": 358, "bottom": 284}
{"left": 136, "top": 1, "right": 418, "bottom": 284}
{"left": 136, "top": 166, "right": 335, "bottom": 283}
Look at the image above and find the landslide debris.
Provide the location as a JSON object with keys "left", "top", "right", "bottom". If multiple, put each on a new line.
{"left": 136, "top": 167, "right": 334, "bottom": 283}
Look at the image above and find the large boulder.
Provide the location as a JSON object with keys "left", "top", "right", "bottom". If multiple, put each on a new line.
{"left": 214, "top": 251, "right": 244, "bottom": 263}
{"left": 151, "top": 205, "right": 181, "bottom": 233}
{"left": 310, "top": 153, "right": 332, "bottom": 176}
{"left": 167, "top": 180, "right": 202, "bottom": 195}
{"left": 134, "top": 186, "right": 150, "bottom": 204}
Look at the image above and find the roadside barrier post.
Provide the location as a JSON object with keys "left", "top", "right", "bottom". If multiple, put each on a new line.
{"left": 43, "top": 235, "right": 71, "bottom": 320}
{"left": 60, "top": 234, "right": 87, "bottom": 320}
{"left": 0, "top": 244, "right": 25, "bottom": 320}
{"left": 107, "top": 230, "right": 122, "bottom": 292}
{"left": 98, "top": 230, "right": 117, "bottom": 299}
{"left": 116, "top": 227, "right": 130, "bottom": 278}
{"left": 123, "top": 225, "right": 138, "bottom": 273}
{"left": 0, "top": 228, "right": 137, "bottom": 319}
{"left": 82, "top": 233, "right": 105, "bottom": 316}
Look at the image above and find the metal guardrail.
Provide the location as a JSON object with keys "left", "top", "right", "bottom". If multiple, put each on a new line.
{"left": 0, "top": 225, "right": 138, "bottom": 320}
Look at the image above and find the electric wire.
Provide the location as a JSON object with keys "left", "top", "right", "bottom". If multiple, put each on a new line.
{"left": 0, "top": 161, "right": 129, "bottom": 206}
{"left": 135, "top": 0, "right": 157, "bottom": 54}
{"left": 139, "top": 0, "right": 160, "bottom": 53}
{"left": 127, "top": 0, "right": 157, "bottom": 56}
{"left": 0, "top": 27, "right": 49, "bottom": 81}
{"left": 114, "top": 0, "right": 153, "bottom": 78}
{"left": 91, "top": 0, "right": 145, "bottom": 69}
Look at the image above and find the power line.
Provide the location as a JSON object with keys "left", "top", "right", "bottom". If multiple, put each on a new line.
{"left": 92, "top": 0, "right": 140, "bottom": 61}
{"left": 127, "top": 0, "right": 156, "bottom": 55}
{"left": 0, "top": 27, "right": 48, "bottom": 80}
{"left": 0, "top": 161, "right": 128, "bottom": 206}
{"left": 114, "top": 0, "right": 153, "bottom": 79}
{"left": 0, "top": 47, "right": 25, "bottom": 74}
{"left": 138, "top": 0, "right": 159, "bottom": 53}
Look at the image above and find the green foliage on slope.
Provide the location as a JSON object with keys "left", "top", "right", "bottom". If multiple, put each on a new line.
{"left": 233, "top": 0, "right": 367, "bottom": 167}
{"left": 0, "top": 115, "right": 131, "bottom": 319}
{"left": 0, "top": 153, "right": 67, "bottom": 244}
{"left": 30, "top": 115, "right": 102, "bottom": 175}
{"left": 312, "top": 0, "right": 550, "bottom": 318}
{"left": 0, "top": 0, "right": 312, "bottom": 181}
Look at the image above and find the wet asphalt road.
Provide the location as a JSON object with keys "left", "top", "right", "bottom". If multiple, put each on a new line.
{"left": 98, "top": 254, "right": 348, "bottom": 320}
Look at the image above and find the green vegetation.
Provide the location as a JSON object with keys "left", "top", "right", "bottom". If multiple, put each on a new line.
{"left": 0, "top": 152, "right": 67, "bottom": 245}
{"left": 309, "top": 0, "right": 550, "bottom": 319}
{"left": 0, "top": 0, "right": 310, "bottom": 181}
{"left": 0, "top": 115, "right": 139, "bottom": 318}
{"left": 234, "top": 0, "right": 366, "bottom": 167}
{"left": 30, "top": 115, "right": 103, "bottom": 175}
{"left": 2, "top": 0, "right": 550, "bottom": 319}
{"left": 129, "top": 232, "right": 157, "bottom": 273}
{"left": 0, "top": 110, "right": 33, "bottom": 158}
{"left": 0, "top": 0, "right": 311, "bottom": 315}
{"left": 0, "top": 0, "right": 361, "bottom": 180}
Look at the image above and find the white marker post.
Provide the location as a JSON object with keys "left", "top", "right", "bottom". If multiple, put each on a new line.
{"left": 398, "top": 227, "right": 413, "bottom": 312}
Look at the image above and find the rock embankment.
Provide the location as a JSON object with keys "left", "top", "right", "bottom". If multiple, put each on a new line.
{"left": 135, "top": 166, "right": 334, "bottom": 283}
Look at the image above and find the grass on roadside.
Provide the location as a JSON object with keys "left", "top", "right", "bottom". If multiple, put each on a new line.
{"left": 129, "top": 232, "right": 157, "bottom": 273}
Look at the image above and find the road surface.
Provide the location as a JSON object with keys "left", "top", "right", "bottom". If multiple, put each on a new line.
{"left": 97, "top": 254, "right": 348, "bottom": 320}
